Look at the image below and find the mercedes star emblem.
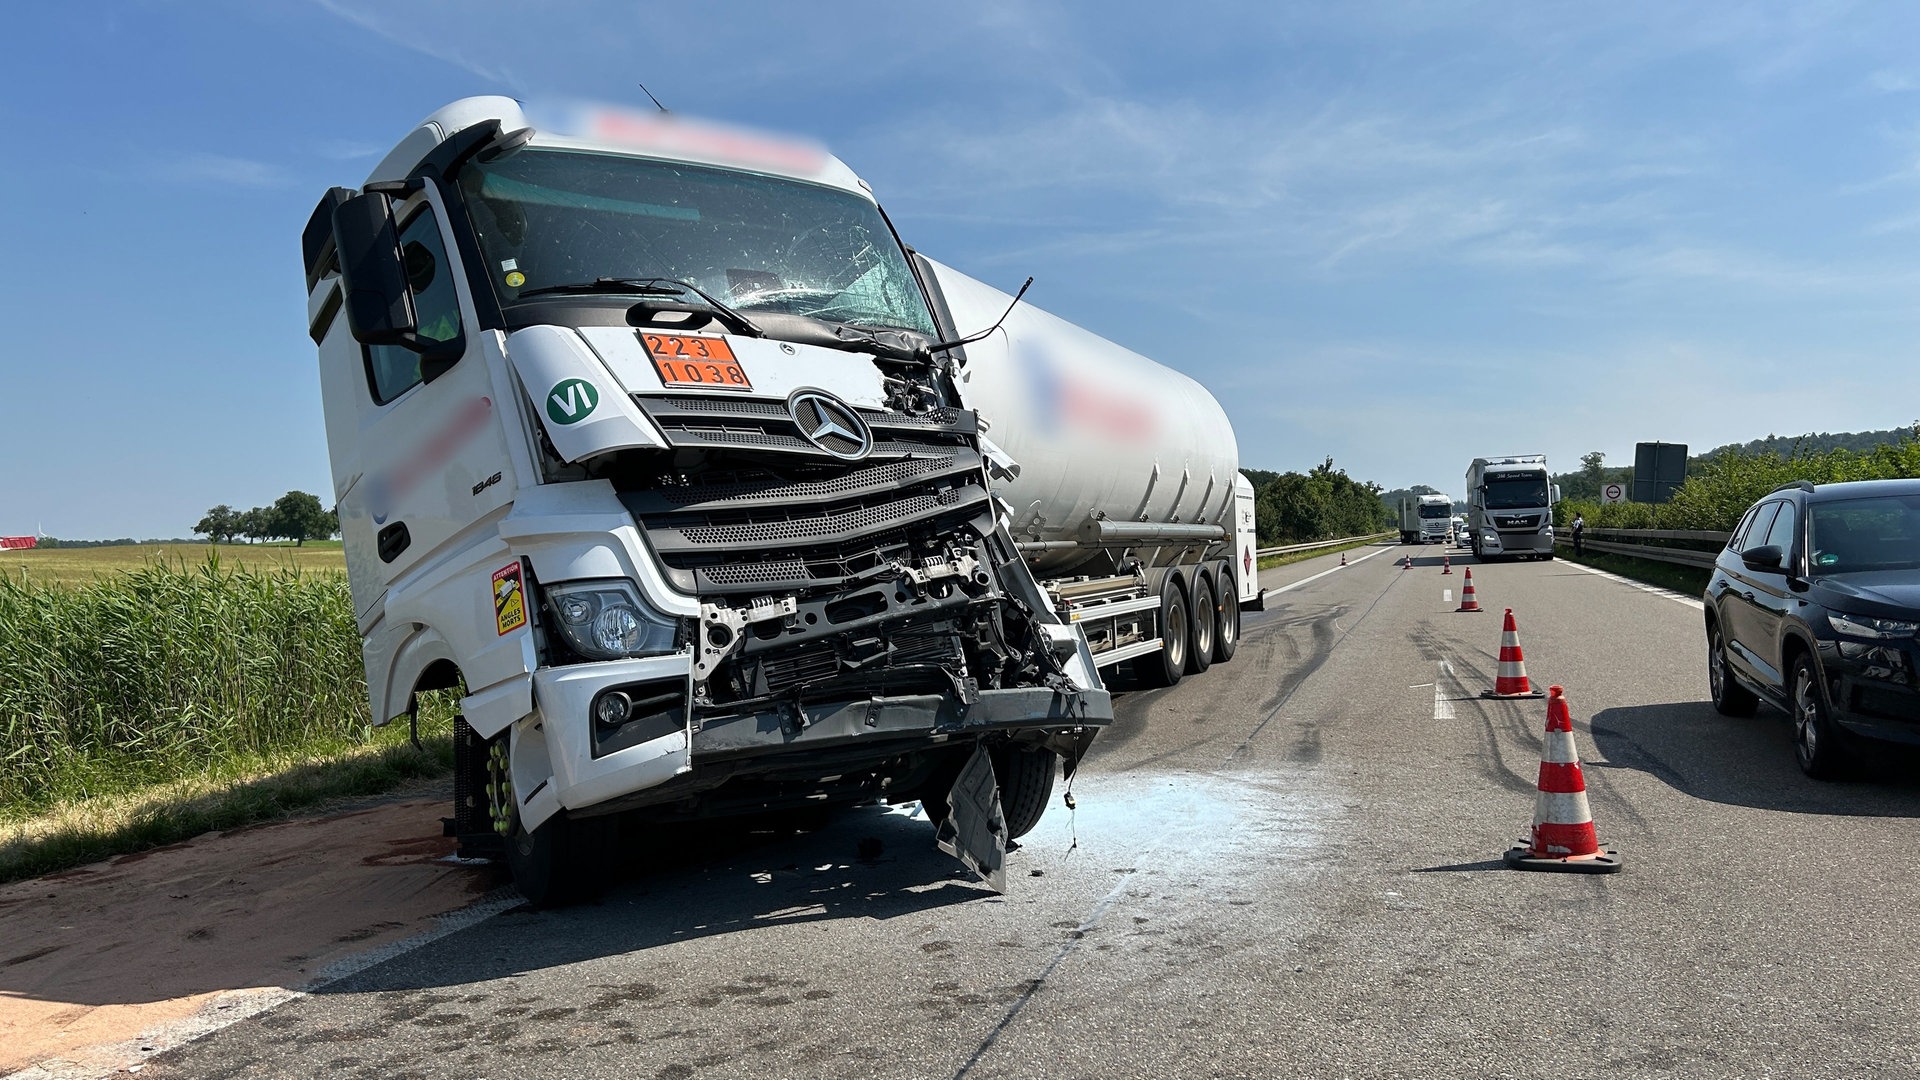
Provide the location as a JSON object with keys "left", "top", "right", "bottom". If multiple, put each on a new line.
{"left": 787, "top": 389, "right": 874, "bottom": 461}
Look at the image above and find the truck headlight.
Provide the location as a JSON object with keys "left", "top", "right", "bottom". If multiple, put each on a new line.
{"left": 1828, "top": 613, "right": 1919, "bottom": 640}
{"left": 545, "top": 580, "right": 679, "bottom": 660}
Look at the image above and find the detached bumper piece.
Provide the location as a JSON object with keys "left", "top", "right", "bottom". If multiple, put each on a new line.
{"left": 936, "top": 744, "right": 1008, "bottom": 892}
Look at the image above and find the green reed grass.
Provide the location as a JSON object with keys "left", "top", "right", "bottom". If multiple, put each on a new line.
{"left": 0, "top": 555, "right": 377, "bottom": 813}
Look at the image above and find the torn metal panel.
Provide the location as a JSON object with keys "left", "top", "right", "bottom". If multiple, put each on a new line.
{"left": 935, "top": 744, "right": 1007, "bottom": 893}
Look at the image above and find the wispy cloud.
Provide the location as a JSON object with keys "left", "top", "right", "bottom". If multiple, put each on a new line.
{"left": 156, "top": 153, "right": 289, "bottom": 188}
{"left": 309, "top": 0, "right": 522, "bottom": 89}
{"left": 313, "top": 138, "right": 386, "bottom": 161}
{"left": 1868, "top": 69, "right": 1918, "bottom": 94}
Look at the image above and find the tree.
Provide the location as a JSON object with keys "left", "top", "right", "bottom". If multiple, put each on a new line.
{"left": 239, "top": 507, "right": 272, "bottom": 544}
{"left": 192, "top": 504, "right": 241, "bottom": 544}
{"left": 1254, "top": 457, "right": 1391, "bottom": 544}
{"left": 268, "top": 491, "right": 337, "bottom": 546}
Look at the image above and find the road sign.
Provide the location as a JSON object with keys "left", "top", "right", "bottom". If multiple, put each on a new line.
{"left": 1601, "top": 483, "right": 1626, "bottom": 504}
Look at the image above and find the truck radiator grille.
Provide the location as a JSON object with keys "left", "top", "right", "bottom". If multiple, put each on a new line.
{"left": 752, "top": 628, "right": 963, "bottom": 697}
{"left": 665, "top": 489, "right": 967, "bottom": 549}
{"left": 653, "top": 454, "right": 959, "bottom": 509}
{"left": 620, "top": 397, "right": 990, "bottom": 596}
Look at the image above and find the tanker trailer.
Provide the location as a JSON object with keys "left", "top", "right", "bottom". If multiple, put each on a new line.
{"left": 928, "top": 263, "right": 1263, "bottom": 688}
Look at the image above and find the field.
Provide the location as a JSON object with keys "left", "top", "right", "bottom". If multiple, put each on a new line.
{"left": 0, "top": 541, "right": 346, "bottom": 585}
{"left": 0, "top": 550, "right": 451, "bottom": 881}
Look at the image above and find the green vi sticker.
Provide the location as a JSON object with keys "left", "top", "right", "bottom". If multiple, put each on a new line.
{"left": 546, "top": 378, "right": 599, "bottom": 425}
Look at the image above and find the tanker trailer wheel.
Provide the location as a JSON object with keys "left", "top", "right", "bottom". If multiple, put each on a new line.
{"left": 991, "top": 745, "right": 1057, "bottom": 840}
{"left": 1212, "top": 566, "right": 1240, "bottom": 664}
{"left": 1187, "top": 576, "right": 1215, "bottom": 675}
{"left": 1141, "top": 576, "right": 1189, "bottom": 688}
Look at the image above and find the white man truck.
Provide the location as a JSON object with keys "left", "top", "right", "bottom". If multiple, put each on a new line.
{"left": 302, "top": 98, "right": 1261, "bottom": 902}
{"left": 1465, "top": 455, "right": 1559, "bottom": 561}
{"left": 1398, "top": 494, "right": 1453, "bottom": 544}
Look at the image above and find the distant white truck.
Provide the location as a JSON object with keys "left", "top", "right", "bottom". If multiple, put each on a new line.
{"left": 302, "top": 98, "right": 1261, "bottom": 902}
{"left": 1399, "top": 494, "right": 1454, "bottom": 544}
{"left": 1465, "top": 455, "right": 1558, "bottom": 560}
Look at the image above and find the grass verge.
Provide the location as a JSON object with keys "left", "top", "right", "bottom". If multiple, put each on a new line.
{"left": 1258, "top": 534, "right": 1392, "bottom": 571}
{"left": 0, "top": 715, "right": 454, "bottom": 883}
{"left": 1555, "top": 543, "right": 1712, "bottom": 597}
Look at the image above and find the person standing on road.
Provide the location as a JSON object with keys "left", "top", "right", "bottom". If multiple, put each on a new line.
{"left": 1571, "top": 512, "right": 1586, "bottom": 557}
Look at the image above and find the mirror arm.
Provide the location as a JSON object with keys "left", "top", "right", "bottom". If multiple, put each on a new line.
{"left": 364, "top": 177, "right": 425, "bottom": 198}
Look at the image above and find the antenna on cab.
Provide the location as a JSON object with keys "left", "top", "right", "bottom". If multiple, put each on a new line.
{"left": 923, "top": 276, "right": 1033, "bottom": 359}
{"left": 637, "top": 82, "right": 669, "bottom": 114}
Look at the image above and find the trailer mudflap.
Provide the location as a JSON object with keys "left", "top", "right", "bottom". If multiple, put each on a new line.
{"left": 935, "top": 744, "right": 1007, "bottom": 893}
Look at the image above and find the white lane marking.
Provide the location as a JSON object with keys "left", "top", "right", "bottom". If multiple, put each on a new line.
{"left": 1563, "top": 559, "right": 1705, "bottom": 611}
{"left": 1268, "top": 544, "right": 1394, "bottom": 596}
{"left": 1433, "top": 661, "right": 1456, "bottom": 720}
{"left": 1442, "top": 588, "right": 1452, "bottom": 603}
{"left": 5, "top": 887, "right": 527, "bottom": 1080}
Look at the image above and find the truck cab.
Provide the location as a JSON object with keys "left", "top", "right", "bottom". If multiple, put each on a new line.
{"left": 302, "top": 98, "right": 1113, "bottom": 901}
{"left": 1465, "top": 455, "right": 1558, "bottom": 561}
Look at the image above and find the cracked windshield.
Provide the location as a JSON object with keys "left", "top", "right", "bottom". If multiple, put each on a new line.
{"left": 458, "top": 148, "right": 936, "bottom": 335}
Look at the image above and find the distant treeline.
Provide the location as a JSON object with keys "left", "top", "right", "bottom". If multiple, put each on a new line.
{"left": 30, "top": 537, "right": 198, "bottom": 549}
{"left": 1559, "top": 427, "right": 1920, "bottom": 532}
{"left": 1245, "top": 459, "right": 1392, "bottom": 545}
{"left": 193, "top": 492, "right": 338, "bottom": 547}
{"left": 1553, "top": 425, "right": 1918, "bottom": 502}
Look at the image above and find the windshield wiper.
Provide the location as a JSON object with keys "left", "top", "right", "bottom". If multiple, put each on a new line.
{"left": 517, "top": 277, "right": 685, "bottom": 298}
{"left": 750, "top": 314, "right": 930, "bottom": 363}
{"left": 517, "top": 277, "right": 764, "bottom": 337}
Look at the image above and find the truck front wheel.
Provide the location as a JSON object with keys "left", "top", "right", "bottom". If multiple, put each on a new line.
{"left": 507, "top": 811, "right": 618, "bottom": 908}
{"left": 991, "top": 745, "right": 1056, "bottom": 840}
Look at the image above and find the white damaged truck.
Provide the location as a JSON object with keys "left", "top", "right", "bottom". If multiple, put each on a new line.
{"left": 302, "top": 98, "right": 1259, "bottom": 902}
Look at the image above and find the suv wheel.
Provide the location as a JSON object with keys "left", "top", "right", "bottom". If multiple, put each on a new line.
{"left": 1707, "top": 625, "right": 1758, "bottom": 717}
{"left": 1791, "top": 653, "right": 1848, "bottom": 780}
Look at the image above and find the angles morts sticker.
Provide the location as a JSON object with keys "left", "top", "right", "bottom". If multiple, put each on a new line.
{"left": 493, "top": 562, "right": 527, "bottom": 636}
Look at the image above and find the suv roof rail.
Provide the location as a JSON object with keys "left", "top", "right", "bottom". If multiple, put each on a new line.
{"left": 1769, "top": 480, "right": 1816, "bottom": 494}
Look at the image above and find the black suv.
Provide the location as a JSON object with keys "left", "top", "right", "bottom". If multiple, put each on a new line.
{"left": 1705, "top": 478, "right": 1920, "bottom": 777}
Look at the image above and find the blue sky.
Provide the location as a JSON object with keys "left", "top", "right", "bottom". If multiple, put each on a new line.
{"left": 4, "top": 2, "right": 1919, "bottom": 537}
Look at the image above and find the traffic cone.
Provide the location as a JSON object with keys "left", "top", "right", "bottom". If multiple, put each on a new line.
{"left": 1340, "top": 552, "right": 1347, "bottom": 566}
{"left": 1504, "top": 686, "right": 1622, "bottom": 874}
{"left": 1403, "top": 554, "right": 1411, "bottom": 570}
{"left": 1441, "top": 555, "right": 1452, "bottom": 575}
{"left": 1481, "top": 609, "right": 1546, "bottom": 699}
{"left": 1455, "top": 568, "right": 1483, "bottom": 613}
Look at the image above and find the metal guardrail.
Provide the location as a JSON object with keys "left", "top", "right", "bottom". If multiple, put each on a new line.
{"left": 1557, "top": 527, "right": 1731, "bottom": 569}
{"left": 1586, "top": 527, "right": 1731, "bottom": 543}
{"left": 1256, "top": 532, "right": 1394, "bottom": 558}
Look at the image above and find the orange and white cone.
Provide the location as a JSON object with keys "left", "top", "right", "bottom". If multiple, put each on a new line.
{"left": 1441, "top": 555, "right": 1452, "bottom": 575}
{"left": 1456, "top": 568, "right": 1483, "bottom": 612}
{"left": 1481, "top": 609, "right": 1545, "bottom": 699}
{"left": 1504, "top": 686, "right": 1622, "bottom": 874}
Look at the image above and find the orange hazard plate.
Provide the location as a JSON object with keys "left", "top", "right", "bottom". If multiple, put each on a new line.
{"left": 640, "top": 332, "right": 752, "bottom": 391}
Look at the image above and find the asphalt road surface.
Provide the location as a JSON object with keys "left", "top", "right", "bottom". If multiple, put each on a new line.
{"left": 140, "top": 543, "right": 1920, "bottom": 1079}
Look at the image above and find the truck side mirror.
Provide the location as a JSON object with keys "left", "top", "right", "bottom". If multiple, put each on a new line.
{"left": 1551, "top": 484, "right": 1561, "bottom": 504}
{"left": 332, "top": 192, "right": 420, "bottom": 347}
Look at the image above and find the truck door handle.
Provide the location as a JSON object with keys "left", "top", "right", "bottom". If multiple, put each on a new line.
{"left": 378, "top": 521, "right": 411, "bottom": 563}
